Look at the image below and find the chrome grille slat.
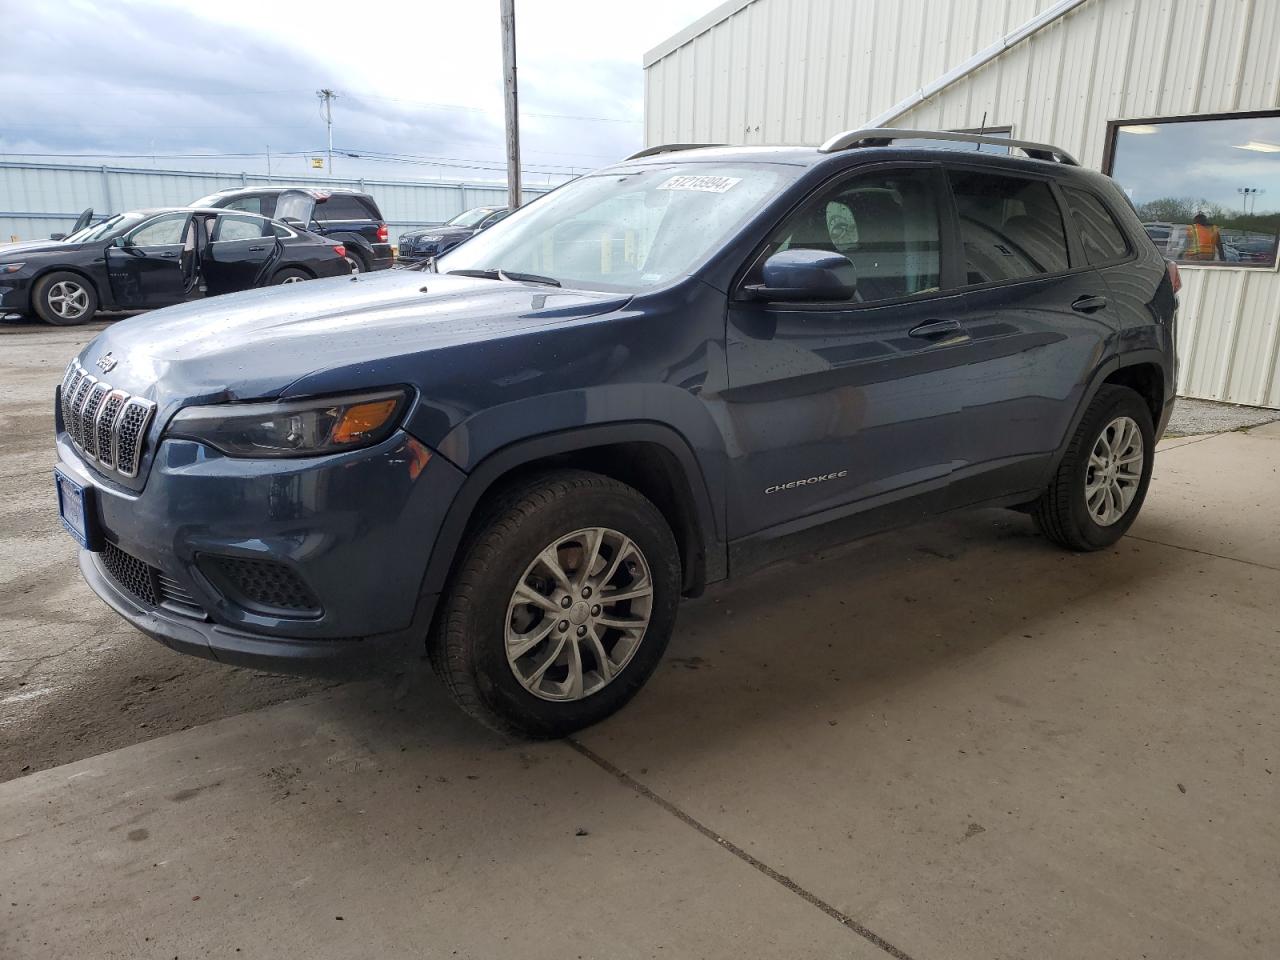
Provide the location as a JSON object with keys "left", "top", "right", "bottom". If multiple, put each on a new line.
{"left": 60, "top": 360, "right": 157, "bottom": 480}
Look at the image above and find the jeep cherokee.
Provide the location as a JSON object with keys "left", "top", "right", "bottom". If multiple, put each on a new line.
{"left": 54, "top": 128, "right": 1178, "bottom": 737}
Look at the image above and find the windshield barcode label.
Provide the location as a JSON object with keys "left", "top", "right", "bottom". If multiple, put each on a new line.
{"left": 656, "top": 175, "right": 742, "bottom": 193}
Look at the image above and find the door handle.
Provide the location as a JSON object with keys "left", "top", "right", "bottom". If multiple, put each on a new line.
{"left": 908, "top": 318, "right": 968, "bottom": 343}
{"left": 1072, "top": 294, "right": 1108, "bottom": 313}
{"left": 248, "top": 245, "right": 266, "bottom": 251}
{"left": 160, "top": 251, "right": 178, "bottom": 258}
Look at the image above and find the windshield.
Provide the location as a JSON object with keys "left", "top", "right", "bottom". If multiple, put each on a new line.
{"left": 436, "top": 163, "right": 793, "bottom": 292}
{"left": 64, "top": 212, "right": 150, "bottom": 243}
{"left": 447, "top": 207, "right": 497, "bottom": 228}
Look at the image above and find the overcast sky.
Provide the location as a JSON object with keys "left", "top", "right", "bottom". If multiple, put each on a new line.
{"left": 1, "top": 0, "right": 710, "bottom": 185}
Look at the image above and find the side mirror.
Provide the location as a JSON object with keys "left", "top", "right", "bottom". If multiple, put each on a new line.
{"left": 110, "top": 236, "right": 133, "bottom": 248}
{"left": 49, "top": 233, "right": 67, "bottom": 241}
{"left": 743, "top": 248, "right": 857, "bottom": 303}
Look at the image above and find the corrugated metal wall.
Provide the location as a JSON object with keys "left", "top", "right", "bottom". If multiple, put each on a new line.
{"left": 0, "top": 161, "right": 556, "bottom": 247}
{"left": 644, "top": 0, "right": 1280, "bottom": 408}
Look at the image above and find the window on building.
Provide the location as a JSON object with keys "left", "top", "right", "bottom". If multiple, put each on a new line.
{"left": 948, "top": 170, "right": 1070, "bottom": 283}
{"left": 1107, "top": 113, "right": 1280, "bottom": 268}
{"left": 749, "top": 169, "right": 941, "bottom": 303}
{"left": 1061, "top": 186, "right": 1130, "bottom": 265}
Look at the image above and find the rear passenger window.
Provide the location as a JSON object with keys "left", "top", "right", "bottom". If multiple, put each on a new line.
{"left": 1062, "top": 186, "right": 1130, "bottom": 264}
{"left": 751, "top": 168, "right": 942, "bottom": 304}
{"left": 314, "top": 196, "right": 372, "bottom": 222}
{"left": 223, "top": 196, "right": 264, "bottom": 215}
{"left": 948, "top": 170, "right": 1070, "bottom": 283}
{"left": 215, "top": 215, "right": 268, "bottom": 241}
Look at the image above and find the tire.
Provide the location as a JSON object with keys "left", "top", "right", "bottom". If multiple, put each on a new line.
{"left": 343, "top": 250, "right": 368, "bottom": 275}
{"left": 1032, "top": 385, "right": 1155, "bottom": 551}
{"left": 271, "top": 267, "right": 311, "bottom": 285}
{"left": 429, "top": 469, "right": 682, "bottom": 738}
{"left": 31, "top": 271, "right": 98, "bottom": 325}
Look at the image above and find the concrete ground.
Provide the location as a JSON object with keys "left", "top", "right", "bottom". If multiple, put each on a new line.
{"left": 2, "top": 320, "right": 1279, "bottom": 959}
{"left": 1166, "top": 396, "right": 1280, "bottom": 436}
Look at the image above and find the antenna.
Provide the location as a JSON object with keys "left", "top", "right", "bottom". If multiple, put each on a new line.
{"left": 977, "top": 111, "right": 987, "bottom": 150}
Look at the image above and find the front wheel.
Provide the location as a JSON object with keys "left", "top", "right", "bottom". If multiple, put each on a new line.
{"left": 32, "top": 271, "right": 98, "bottom": 325}
{"left": 1033, "top": 385, "right": 1155, "bottom": 550}
{"left": 429, "top": 470, "right": 681, "bottom": 738}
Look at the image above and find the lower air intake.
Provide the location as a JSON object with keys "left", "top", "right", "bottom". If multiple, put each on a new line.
{"left": 203, "top": 556, "right": 321, "bottom": 616}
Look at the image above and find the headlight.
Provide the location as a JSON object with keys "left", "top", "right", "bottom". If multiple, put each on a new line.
{"left": 0, "top": 262, "right": 26, "bottom": 275}
{"left": 166, "top": 389, "right": 408, "bottom": 458}
{"left": 422, "top": 235, "right": 443, "bottom": 242}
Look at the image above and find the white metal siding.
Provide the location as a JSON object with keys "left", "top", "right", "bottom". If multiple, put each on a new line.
{"left": 0, "top": 162, "right": 552, "bottom": 247}
{"left": 645, "top": 0, "right": 1280, "bottom": 407}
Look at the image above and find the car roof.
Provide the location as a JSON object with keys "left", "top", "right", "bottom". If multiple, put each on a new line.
{"left": 204, "top": 186, "right": 373, "bottom": 200}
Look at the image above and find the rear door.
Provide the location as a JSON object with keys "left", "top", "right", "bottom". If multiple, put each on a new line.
{"left": 939, "top": 165, "right": 1116, "bottom": 506}
{"left": 724, "top": 163, "right": 970, "bottom": 545}
{"left": 105, "top": 212, "right": 193, "bottom": 308}
{"left": 204, "top": 213, "right": 279, "bottom": 295}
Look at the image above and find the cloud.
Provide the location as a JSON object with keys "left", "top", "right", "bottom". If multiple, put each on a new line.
{"left": 1, "top": 0, "right": 703, "bottom": 183}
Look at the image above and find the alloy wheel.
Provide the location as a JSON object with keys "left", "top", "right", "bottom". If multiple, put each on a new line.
{"left": 281, "top": 275, "right": 305, "bottom": 284}
{"left": 1085, "top": 415, "right": 1144, "bottom": 526}
{"left": 47, "top": 280, "right": 89, "bottom": 320}
{"left": 504, "top": 527, "right": 654, "bottom": 702}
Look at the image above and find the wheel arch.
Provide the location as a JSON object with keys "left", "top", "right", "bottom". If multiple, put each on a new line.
{"left": 271, "top": 263, "right": 316, "bottom": 281}
{"left": 419, "top": 423, "right": 726, "bottom": 605}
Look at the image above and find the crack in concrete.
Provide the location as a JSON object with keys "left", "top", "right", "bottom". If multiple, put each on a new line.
{"left": 1127, "top": 535, "right": 1280, "bottom": 572}
{"left": 566, "top": 738, "right": 917, "bottom": 960}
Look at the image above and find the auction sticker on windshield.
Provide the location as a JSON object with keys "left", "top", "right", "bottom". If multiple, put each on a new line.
{"left": 657, "top": 175, "right": 742, "bottom": 193}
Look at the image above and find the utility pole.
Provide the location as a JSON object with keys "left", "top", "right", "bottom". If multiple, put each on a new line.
{"left": 317, "top": 88, "right": 338, "bottom": 177}
{"left": 500, "top": 0, "right": 521, "bottom": 209}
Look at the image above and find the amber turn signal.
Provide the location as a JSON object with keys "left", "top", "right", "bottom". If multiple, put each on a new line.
{"left": 331, "top": 398, "right": 400, "bottom": 444}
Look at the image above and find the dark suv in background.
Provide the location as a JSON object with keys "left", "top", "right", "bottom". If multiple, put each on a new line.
{"left": 58, "top": 129, "right": 1176, "bottom": 739}
{"left": 397, "top": 205, "right": 509, "bottom": 262}
{"left": 191, "top": 187, "right": 392, "bottom": 274}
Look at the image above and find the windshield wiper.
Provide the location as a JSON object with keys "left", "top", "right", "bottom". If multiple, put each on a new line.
{"left": 447, "top": 267, "right": 561, "bottom": 288}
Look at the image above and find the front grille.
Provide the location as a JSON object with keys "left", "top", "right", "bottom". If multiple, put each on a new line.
{"left": 99, "top": 542, "right": 207, "bottom": 620}
{"left": 204, "top": 556, "right": 321, "bottom": 615}
{"left": 60, "top": 359, "right": 156, "bottom": 479}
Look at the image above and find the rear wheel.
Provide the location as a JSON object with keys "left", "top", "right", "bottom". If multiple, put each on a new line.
{"left": 429, "top": 469, "right": 681, "bottom": 738}
{"left": 32, "top": 271, "right": 98, "bottom": 325}
{"left": 343, "top": 250, "right": 368, "bottom": 274}
{"left": 1033, "top": 385, "right": 1154, "bottom": 550}
{"left": 271, "top": 267, "right": 311, "bottom": 285}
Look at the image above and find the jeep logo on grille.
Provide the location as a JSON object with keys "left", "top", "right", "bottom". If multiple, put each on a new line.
{"left": 95, "top": 352, "right": 117, "bottom": 373}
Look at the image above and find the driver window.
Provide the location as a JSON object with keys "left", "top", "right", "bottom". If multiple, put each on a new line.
{"left": 129, "top": 215, "right": 189, "bottom": 247}
{"left": 751, "top": 169, "right": 942, "bottom": 304}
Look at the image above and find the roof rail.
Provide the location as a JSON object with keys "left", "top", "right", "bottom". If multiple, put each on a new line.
{"left": 625, "top": 143, "right": 725, "bottom": 161}
{"left": 817, "top": 127, "right": 1079, "bottom": 166}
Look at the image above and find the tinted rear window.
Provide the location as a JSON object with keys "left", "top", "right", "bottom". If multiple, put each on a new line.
{"left": 314, "top": 195, "right": 376, "bottom": 222}
{"left": 1062, "top": 186, "right": 1130, "bottom": 264}
{"left": 948, "top": 170, "right": 1070, "bottom": 284}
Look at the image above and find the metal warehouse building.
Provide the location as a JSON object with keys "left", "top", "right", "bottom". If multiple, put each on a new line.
{"left": 644, "top": 0, "right": 1280, "bottom": 408}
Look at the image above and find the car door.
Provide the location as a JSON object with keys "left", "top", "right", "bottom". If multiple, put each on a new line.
{"left": 203, "top": 213, "right": 279, "bottom": 295}
{"left": 937, "top": 165, "right": 1117, "bottom": 508}
{"left": 105, "top": 212, "right": 193, "bottom": 308}
{"left": 724, "top": 163, "right": 971, "bottom": 547}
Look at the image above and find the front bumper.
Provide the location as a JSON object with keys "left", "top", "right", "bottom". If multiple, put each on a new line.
{"left": 0, "top": 277, "right": 33, "bottom": 314}
{"left": 60, "top": 428, "right": 466, "bottom": 676}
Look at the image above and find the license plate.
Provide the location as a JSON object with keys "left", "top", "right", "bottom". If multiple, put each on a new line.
{"left": 54, "top": 468, "right": 100, "bottom": 551}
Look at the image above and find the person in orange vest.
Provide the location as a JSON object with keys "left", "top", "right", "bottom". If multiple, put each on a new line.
{"left": 1183, "top": 212, "right": 1225, "bottom": 261}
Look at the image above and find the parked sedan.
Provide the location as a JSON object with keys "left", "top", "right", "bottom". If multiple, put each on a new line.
{"left": 0, "top": 207, "right": 350, "bottom": 325}
{"left": 398, "top": 206, "right": 510, "bottom": 262}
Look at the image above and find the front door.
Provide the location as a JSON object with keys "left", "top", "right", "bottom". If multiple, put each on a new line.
{"left": 204, "top": 213, "right": 279, "bottom": 295}
{"left": 106, "top": 212, "right": 193, "bottom": 308}
{"left": 723, "top": 164, "right": 972, "bottom": 556}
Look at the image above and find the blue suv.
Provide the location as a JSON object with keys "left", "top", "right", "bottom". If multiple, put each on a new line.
{"left": 54, "top": 129, "right": 1177, "bottom": 737}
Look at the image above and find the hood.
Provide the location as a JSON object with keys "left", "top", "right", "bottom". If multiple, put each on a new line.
{"left": 78, "top": 269, "right": 631, "bottom": 407}
{"left": 405, "top": 225, "right": 474, "bottom": 240}
{"left": 0, "top": 239, "right": 79, "bottom": 257}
